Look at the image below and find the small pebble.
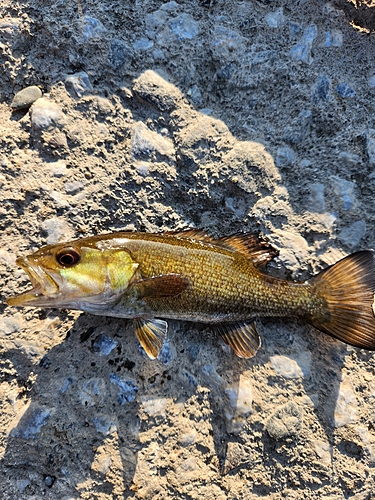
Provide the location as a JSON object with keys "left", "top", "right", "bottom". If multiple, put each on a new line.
{"left": 335, "top": 83, "right": 355, "bottom": 98}
{"left": 65, "top": 72, "right": 93, "bottom": 98}
{"left": 49, "top": 160, "right": 67, "bottom": 177}
{"left": 338, "top": 220, "right": 366, "bottom": 249}
{"left": 210, "top": 26, "right": 245, "bottom": 61}
{"left": 368, "top": 75, "right": 375, "bottom": 88}
{"left": 82, "top": 16, "right": 107, "bottom": 43}
{"left": 157, "top": 337, "right": 174, "bottom": 365}
{"left": 44, "top": 476, "right": 55, "bottom": 487}
{"left": 92, "top": 415, "right": 117, "bottom": 435}
{"left": 366, "top": 129, "right": 375, "bottom": 167}
{"left": 157, "top": 13, "right": 200, "bottom": 45}
{"left": 142, "top": 397, "right": 168, "bottom": 417}
{"left": 224, "top": 375, "right": 253, "bottom": 433}
{"left": 312, "top": 74, "right": 330, "bottom": 103}
{"left": 325, "top": 30, "right": 343, "bottom": 47}
{"left": 10, "top": 407, "right": 51, "bottom": 439}
{"left": 275, "top": 146, "right": 295, "bottom": 167}
{"left": 282, "top": 109, "right": 312, "bottom": 144}
{"left": 40, "top": 217, "right": 73, "bottom": 244}
{"left": 131, "top": 121, "right": 175, "bottom": 159}
{"left": 79, "top": 378, "right": 106, "bottom": 407}
{"left": 11, "top": 85, "right": 42, "bottom": 110}
{"left": 270, "top": 352, "right": 311, "bottom": 379}
{"left": 330, "top": 175, "right": 357, "bottom": 210}
{"left": 289, "top": 24, "right": 317, "bottom": 64}
{"left": 93, "top": 334, "right": 118, "bottom": 356}
{"left": 334, "top": 377, "right": 357, "bottom": 427}
{"left": 266, "top": 401, "right": 302, "bottom": 440}
{"left": 30, "top": 98, "right": 66, "bottom": 130}
{"left": 64, "top": 180, "right": 86, "bottom": 195}
{"left": 265, "top": 8, "right": 285, "bottom": 28}
{"left": 308, "top": 183, "right": 325, "bottom": 212}
{"left": 109, "top": 373, "right": 138, "bottom": 404}
{"left": 338, "top": 151, "right": 360, "bottom": 166}
{"left": 133, "top": 70, "right": 183, "bottom": 111}
{"left": 108, "top": 38, "right": 131, "bottom": 70}
{"left": 133, "top": 37, "right": 154, "bottom": 51}
{"left": 16, "top": 479, "right": 30, "bottom": 493}
{"left": 0, "top": 313, "right": 24, "bottom": 335}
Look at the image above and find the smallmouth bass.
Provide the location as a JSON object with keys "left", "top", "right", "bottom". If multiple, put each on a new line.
{"left": 6, "top": 230, "right": 375, "bottom": 359}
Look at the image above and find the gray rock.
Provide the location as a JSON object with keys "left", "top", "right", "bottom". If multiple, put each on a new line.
{"left": 11, "top": 85, "right": 42, "bottom": 110}
{"left": 82, "top": 16, "right": 107, "bottom": 43}
{"left": 312, "top": 74, "right": 330, "bottom": 103}
{"left": 133, "top": 37, "right": 154, "bottom": 51}
{"left": 325, "top": 29, "right": 343, "bottom": 47}
{"left": 338, "top": 151, "right": 360, "bottom": 166}
{"left": 64, "top": 180, "right": 86, "bottom": 195}
{"left": 65, "top": 72, "right": 93, "bottom": 98}
{"left": 308, "top": 183, "right": 325, "bottom": 212}
{"left": 270, "top": 352, "right": 311, "bottom": 379}
{"left": 10, "top": 407, "right": 51, "bottom": 439}
{"left": 265, "top": 8, "right": 285, "bottom": 28}
{"left": 369, "top": 75, "right": 375, "bottom": 88}
{"left": 30, "top": 98, "right": 66, "bottom": 130}
{"left": 330, "top": 175, "right": 357, "bottom": 210}
{"left": 133, "top": 70, "right": 184, "bottom": 111}
{"left": 108, "top": 39, "right": 131, "bottom": 70}
{"left": 338, "top": 220, "right": 366, "bottom": 249}
{"left": 282, "top": 109, "right": 312, "bottom": 144}
{"left": 266, "top": 402, "right": 302, "bottom": 440}
{"left": 335, "top": 83, "right": 355, "bottom": 98}
{"left": 109, "top": 373, "right": 138, "bottom": 404}
{"left": 210, "top": 26, "right": 246, "bottom": 61}
{"left": 92, "top": 415, "right": 117, "bottom": 435}
{"left": 145, "top": 9, "right": 169, "bottom": 38}
{"left": 157, "top": 337, "right": 174, "bottom": 365}
{"left": 131, "top": 121, "right": 175, "bottom": 160}
{"left": 0, "top": 19, "right": 20, "bottom": 39}
{"left": 275, "top": 145, "right": 295, "bottom": 167}
{"left": 365, "top": 129, "right": 375, "bottom": 167}
{"left": 93, "top": 334, "right": 118, "bottom": 356}
{"left": 157, "top": 13, "right": 200, "bottom": 45}
{"left": 289, "top": 24, "right": 317, "bottom": 64}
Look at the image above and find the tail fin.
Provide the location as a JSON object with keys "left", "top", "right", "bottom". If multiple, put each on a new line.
{"left": 309, "top": 250, "right": 375, "bottom": 350}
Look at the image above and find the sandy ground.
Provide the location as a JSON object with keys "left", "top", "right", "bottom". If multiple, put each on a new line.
{"left": 1, "top": 0, "right": 375, "bottom": 498}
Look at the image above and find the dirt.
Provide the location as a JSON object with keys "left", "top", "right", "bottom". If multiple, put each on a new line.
{"left": 1, "top": 0, "right": 375, "bottom": 498}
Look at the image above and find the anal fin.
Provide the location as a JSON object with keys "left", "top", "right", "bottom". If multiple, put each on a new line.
{"left": 214, "top": 321, "right": 261, "bottom": 358}
{"left": 134, "top": 318, "right": 168, "bottom": 359}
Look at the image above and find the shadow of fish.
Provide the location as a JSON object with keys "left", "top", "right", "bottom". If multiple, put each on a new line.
{"left": 7, "top": 230, "right": 375, "bottom": 359}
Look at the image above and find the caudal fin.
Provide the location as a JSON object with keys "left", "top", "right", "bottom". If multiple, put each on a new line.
{"left": 309, "top": 250, "right": 375, "bottom": 350}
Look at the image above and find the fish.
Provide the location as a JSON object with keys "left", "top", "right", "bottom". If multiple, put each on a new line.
{"left": 6, "top": 230, "right": 375, "bottom": 359}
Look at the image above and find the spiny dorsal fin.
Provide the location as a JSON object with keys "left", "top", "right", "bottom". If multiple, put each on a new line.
{"left": 218, "top": 233, "right": 278, "bottom": 266}
{"left": 214, "top": 321, "right": 261, "bottom": 358}
{"left": 165, "top": 229, "right": 278, "bottom": 266}
{"left": 134, "top": 318, "right": 167, "bottom": 359}
{"left": 133, "top": 274, "right": 189, "bottom": 299}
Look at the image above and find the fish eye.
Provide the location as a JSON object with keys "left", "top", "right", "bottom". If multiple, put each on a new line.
{"left": 56, "top": 247, "right": 81, "bottom": 267}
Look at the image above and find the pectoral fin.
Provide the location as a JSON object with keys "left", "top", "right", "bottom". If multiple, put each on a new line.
{"left": 214, "top": 321, "right": 261, "bottom": 358}
{"left": 133, "top": 274, "right": 189, "bottom": 299}
{"left": 134, "top": 318, "right": 168, "bottom": 359}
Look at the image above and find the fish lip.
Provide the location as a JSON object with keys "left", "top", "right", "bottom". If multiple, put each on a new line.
{"left": 6, "top": 257, "right": 59, "bottom": 307}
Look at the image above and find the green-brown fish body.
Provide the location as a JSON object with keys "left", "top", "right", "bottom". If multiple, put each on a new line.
{"left": 6, "top": 230, "right": 375, "bottom": 359}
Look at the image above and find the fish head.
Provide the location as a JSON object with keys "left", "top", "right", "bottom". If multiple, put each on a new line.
{"left": 7, "top": 240, "right": 139, "bottom": 309}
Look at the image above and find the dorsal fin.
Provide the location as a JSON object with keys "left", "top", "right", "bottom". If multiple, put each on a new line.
{"left": 218, "top": 233, "right": 278, "bottom": 266}
{"left": 165, "top": 229, "right": 278, "bottom": 266}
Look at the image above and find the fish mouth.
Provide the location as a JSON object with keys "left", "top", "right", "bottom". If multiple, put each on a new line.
{"left": 6, "top": 257, "right": 60, "bottom": 307}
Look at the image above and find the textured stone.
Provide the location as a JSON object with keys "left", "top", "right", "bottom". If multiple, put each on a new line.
{"left": 11, "top": 86, "right": 42, "bottom": 110}
{"left": 133, "top": 70, "right": 184, "bottom": 111}
{"left": 266, "top": 402, "right": 303, "bottom": 440}
{"left": 30, "top": 98, "right": 66, "bottom": 130}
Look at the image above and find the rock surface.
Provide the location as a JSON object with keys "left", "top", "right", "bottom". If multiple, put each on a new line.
{"left": 1, "top": 1, "right": 375, "bottom": 498}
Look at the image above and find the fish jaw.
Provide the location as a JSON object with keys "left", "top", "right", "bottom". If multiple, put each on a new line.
{"left": 6, "top": 256, "right": 61, "bottom": 307}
